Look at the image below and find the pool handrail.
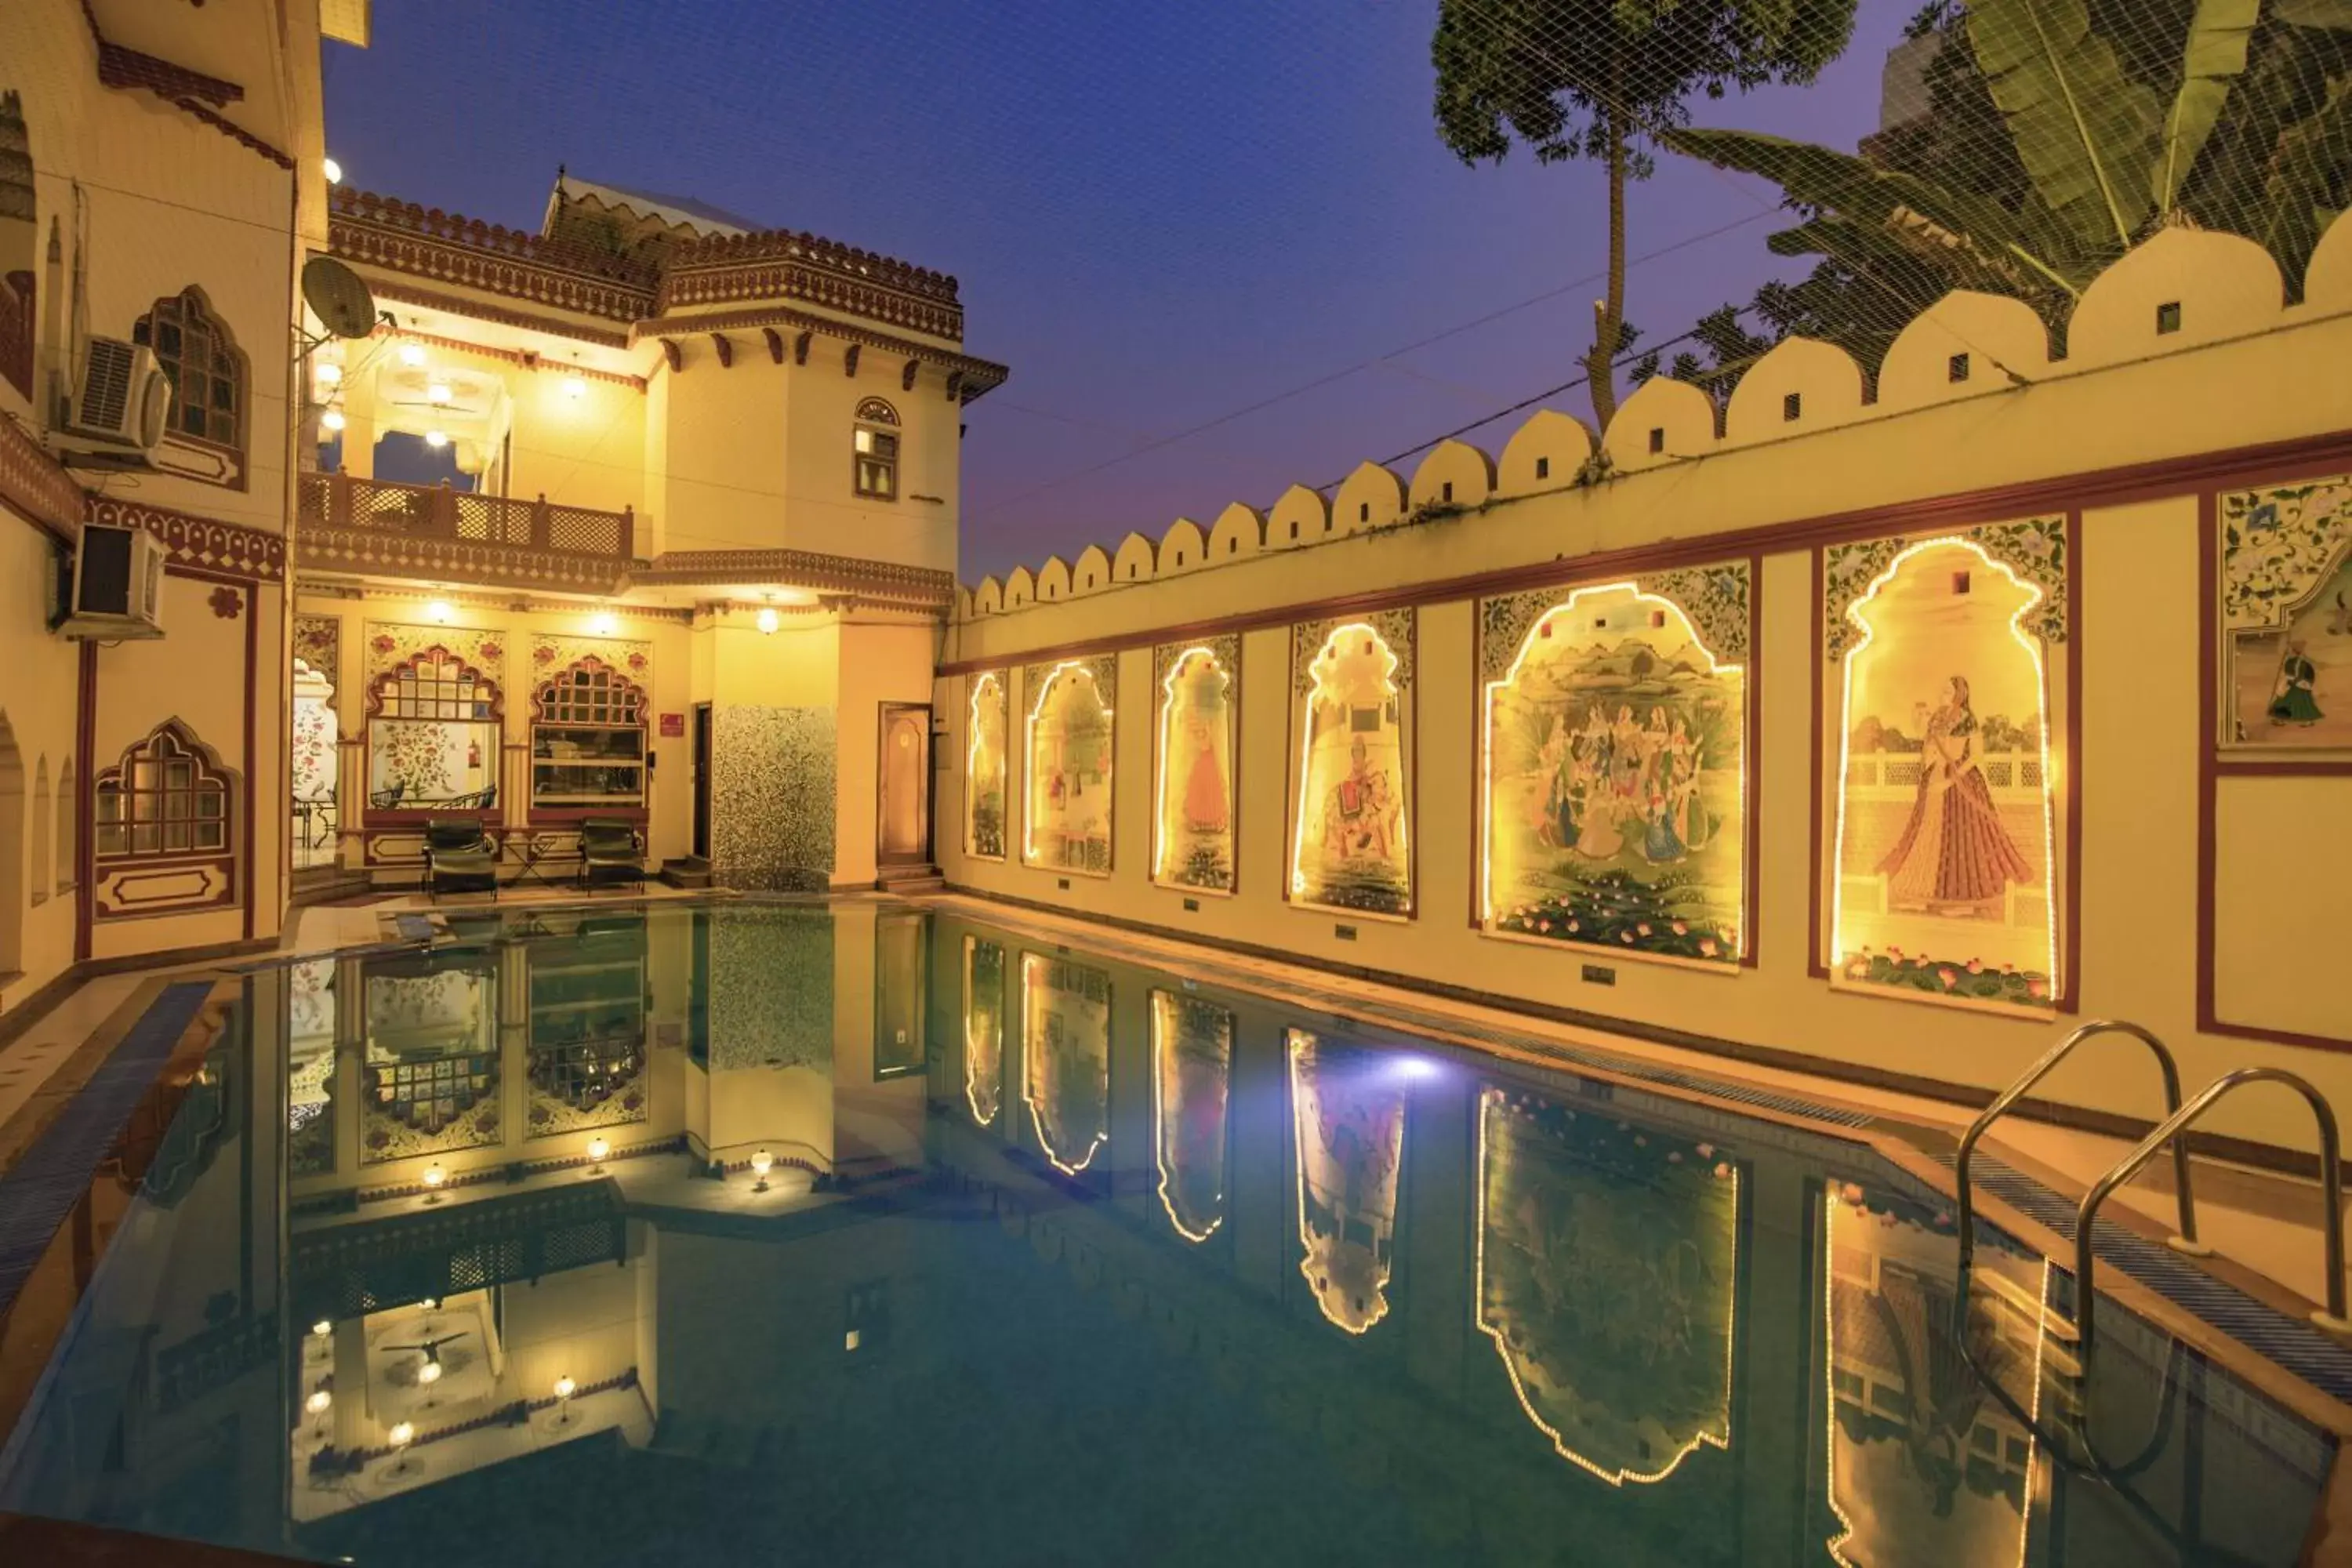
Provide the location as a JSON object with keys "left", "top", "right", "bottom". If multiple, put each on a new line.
{"left": 1958, "top": 1020, "right": 2200, "bottom": 1269}
{"left": 2074, "top": 1066, "right": 2351, "bottom": 1348}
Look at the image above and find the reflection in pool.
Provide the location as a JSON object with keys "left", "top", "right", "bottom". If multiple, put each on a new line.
{"left": 0, "top": 899, "right": 2334, "bottom": 1567}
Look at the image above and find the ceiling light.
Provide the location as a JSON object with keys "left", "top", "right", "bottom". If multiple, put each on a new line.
{"left": 426, "top": 600, "right": 453, "bottom": 624}
{"left": 315, "top": 361, "right": 343, "bottom": 386}
{"left": 562, "top": 374, "right": 587, "bottom": 399}
{"left": 397, "top": 342, "right": 426, "bottom": 368}
{"left": 306, "top": 1388, "right": 332, "bottom": 1416}
{"left": 320, "top": 408, "right": 346, "bottom": 433}
{"left": 426, "top": 382, "right": 452, "bottom": 405}
{"left": 589, "top": 611, "right": 618, "bottom": 636}
{"left": 424, "top": 430, "right": 448, "bottom": 448}
{"left": 322, "top": 156, "right": 343, "bottom": 186}
{"left": 754, "top": 606, "right": 779, "bottom": 635}
{"left": 416, "top": 1358, "right": 444, "bottom": 1386}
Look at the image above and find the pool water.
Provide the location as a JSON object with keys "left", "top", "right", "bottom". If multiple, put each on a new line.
{"left": 0, "top": 899, "right": 2333, "bottom": 1565}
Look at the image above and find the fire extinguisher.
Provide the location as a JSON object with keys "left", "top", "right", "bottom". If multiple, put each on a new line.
{"left": 466, "top": 739, "right": 481, "bottom": 770}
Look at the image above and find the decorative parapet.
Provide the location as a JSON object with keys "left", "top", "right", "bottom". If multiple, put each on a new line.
{"left": 959, "top": 209, "right": 2352, "bottom": 627}
{"left": 88, "top": 496, "right": 286, "bottom": 582}
{"left": 0, "top": 408, "right": 83, "bottom": 538}
{"left": 619, "top": 547, "right": 957, "bottom": 608}
{"left": 330, "top": 187, "right": 656, "bottom": 325}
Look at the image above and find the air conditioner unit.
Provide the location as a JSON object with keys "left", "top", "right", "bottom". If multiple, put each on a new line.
{"left": 56, "top": 521, "right": 166, "bottom": 640}
{"left": 60, "top": 336, "right": 171, "bottom": 457}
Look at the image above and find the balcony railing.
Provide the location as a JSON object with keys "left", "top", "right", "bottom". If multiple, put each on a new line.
{"left": 298, "top": 472, "right": 636, "bottom": 562}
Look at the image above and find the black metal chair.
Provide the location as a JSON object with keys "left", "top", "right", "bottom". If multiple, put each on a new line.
{"left": 578, "top": 817, "right": 645, "bottom": 891}
{"left": 423, "top": 817, "right": 499, "bottom": 898}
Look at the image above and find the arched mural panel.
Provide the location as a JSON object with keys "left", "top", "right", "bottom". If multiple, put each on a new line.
{"left": 1480, "top": 568, "right": 1750, "bottom": 965}
{"left": 1288, "top": 1029, "right": 1406, "bottom": 1335}
{"left": 1150, "top": 990, "right": 1232, "bottom": 1243}
{"left": 1152, "top": 638, "right": 1238, "bottom": 894}
{"left": 1022, "top": 952, "right": 1110, "bottom": 1177}
{"left": 1290, "top": 613, "right": 1414, "bottom": 917}
{"left": 1475, "top": 1087, "right": 1738, "bottom": 1486}
{"left": 966, "top": 671, "right": 1009, "bottom": 860}
{"left": 1022, "top": 658, "right": 1115, "bottom": 877}
{"left": 1824, "top": 524, "right": 2069, "bottom": 1011}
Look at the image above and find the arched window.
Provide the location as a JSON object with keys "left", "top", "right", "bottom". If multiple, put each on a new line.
{"left": 55, "top": 757, "right": 74, "bottom": 893}
{"left": 94, "top": 722, "right": 234, "bottom": 862}
{"left": 27, "top": 756, "right": 47, "bottom": 905}
{"left": 367, "top": 648, "right": 501, "bottom": 817}
{"left": 134, "top": 287, "right": 245, "bottom": 455}
{"left": 531, "top": 655, "right": 648, "bottom": 814}
{"left": 854, "top": 396, "right": 899, "bottom": 499}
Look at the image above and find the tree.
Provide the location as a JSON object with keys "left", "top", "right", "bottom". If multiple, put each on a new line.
{"left": 1432, "top": 0, "right": 1860, "bottom": 434}
{"left": 1663, "top": 0, "right": 2352, "bottom": 375}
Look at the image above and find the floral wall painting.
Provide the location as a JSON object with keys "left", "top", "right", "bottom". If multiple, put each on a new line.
{"left": 964, "top": 935, "right": 1006, "bottom": 1127}
{"left": 359, "top": 961, "right": 502, "bottom": 1164}
{"left": 1152, "top": 639, "right": 1240, "bottom": 895}
{"left": 291, "top": 657, "right": 339, "bottom": 805}
{"left": 1288, "top": 1029, "right": 1406, "bottom": 1334}
{"left": 1023, "top": 659, "right": 1115, "bottom": 877}
{"left": 967, "top": 671, "right": 1010, "bottom": 859}
{"left": 1828, "top": 530, "right": 2065, "bottom": 1011}
{"left": 1475, "top": 1087, "right": 1737, "bottom": 1486}
{"left": 1290, "top": 613, "right": 1414, "bottom": 917}
{"left": 1151, "top": 991, "right": 1232, "bottom": 1243}
{"left": 1823, "top": 1186, "right": 2050, "bottom": 1568}
{"left": 1022, "top": 952, "right": 1112, "bottom": 1176}
{"left": 2220, "top": 477, "right": 2352, "bottom": 759}
{"left": 1480, "top": 574, "right": 1748, "bottom": 966}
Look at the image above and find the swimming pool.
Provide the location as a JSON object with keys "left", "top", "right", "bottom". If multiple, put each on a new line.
{"left": 0, "top": 898, "right": 2336, "bottom": 1564}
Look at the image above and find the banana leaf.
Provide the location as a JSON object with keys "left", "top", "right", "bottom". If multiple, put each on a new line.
{"left": 1967, "top": 0, "right": 2162, "bottom": 252}
{"left": 2156, "top": 0, "right": 2261, "bottom": 213}
{"left": 2259, "top": 72, "right": 2352, "bottom": 285}
{"left": 1663, "top": 126, "right": 2096, "bottom": 296}
{"left": 2272, "top": 0, "right": 2352, "bottom": 29}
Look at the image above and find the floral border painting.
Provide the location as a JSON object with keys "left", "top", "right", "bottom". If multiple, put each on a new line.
{"left": 1823, "top": 524, "right": 2067, "bottom": 1012}
{"left": 2219, "top": 476, "right": 2352, "bottom": 759}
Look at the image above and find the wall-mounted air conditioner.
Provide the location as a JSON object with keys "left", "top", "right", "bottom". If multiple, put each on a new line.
{"left": 56, "top": 521, "right": 166, "bottom": 640}
{"left": 59, "top": 336, "right": 171, "bottom": 461}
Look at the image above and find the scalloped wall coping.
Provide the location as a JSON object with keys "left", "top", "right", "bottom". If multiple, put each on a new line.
{"left": 956, "top": 210, "right": 2352, "bottom": 621}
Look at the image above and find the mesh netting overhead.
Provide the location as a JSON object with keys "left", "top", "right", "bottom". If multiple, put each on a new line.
{"left": 1431, "top": 0, "right": 2352, "bottom": 426}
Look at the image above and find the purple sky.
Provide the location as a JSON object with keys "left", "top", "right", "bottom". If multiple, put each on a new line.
{"left": 325, "top": 2, "right": 1914, "bottom": 580}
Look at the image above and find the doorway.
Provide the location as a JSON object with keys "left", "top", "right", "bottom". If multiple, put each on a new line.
{"left": 876, "top": 702, "right": 931, "bottom": 866}
{"left": 690, "top": 702, "right": 713, "bottom": 862}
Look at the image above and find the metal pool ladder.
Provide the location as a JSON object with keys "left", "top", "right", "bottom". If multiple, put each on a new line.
{"left": 1957, "top": 1020, "right": 2205, "bottom": 1285}
{"left": 2074, "top": 1066, "right": 2352, "bottom": 1347}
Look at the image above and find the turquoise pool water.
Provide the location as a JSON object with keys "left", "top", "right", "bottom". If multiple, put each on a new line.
{"left": 0, "top": 899, "right": 2332, "bottom": 1565}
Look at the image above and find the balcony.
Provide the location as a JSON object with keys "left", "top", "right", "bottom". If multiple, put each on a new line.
{"left": 296, "top": 471, "right": 637, "bottom": 592}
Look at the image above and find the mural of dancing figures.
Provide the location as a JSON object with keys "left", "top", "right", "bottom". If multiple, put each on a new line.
{"left": 1022, "top": 953, "right": 1112, "bottom": 1176}
{"left": 1024, "top": 658, "right": 1116, "bottom": 876}
{"left": 963, "top": 936, "right": 1005, "bottom": 1127}
{"left": 1151, "top": 991, "right": 1233, "bottom": 1242}
{"left": 1827, "top": 527, "right": 2067, "bottom": 1011}
{"left": 1290, "top": 614, "right": 1414, "bottom": 917}
{"left": 967, "top": 671, "right": 1010, "bottom": 859}
{"left": 1823, "top": 1185, "right": 2051, "bottom": 1568}
{"left": 1475, "top": 1087, "right": 1738, "bottom": 1486}
{"left": 2218, "top": 476, "right": 2352, "bottom": 758}
{"left": 1153, "top": 640, "right": 1239, "bottom": 894}
{"left": 1287, "top": 1029, "right": 1406, "bottom": 1334}
{"left": 1481, "top": 572, "right": 1749, "bottom": 965}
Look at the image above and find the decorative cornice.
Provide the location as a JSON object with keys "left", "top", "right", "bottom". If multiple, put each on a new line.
{"left": 83, "top": 2, "right": 289, "bottom": 171}
{"left": 368, "top": 323, "right": 645, "bottom": 389}
{"left": 88, "top": 495, "right": 285, "bottom": 581}
{"left": 0, "top": 413, "right": 84, "bottom": 539}
{"left": 664, "top": 228, "right": 960, "bottom": 307}
{"left": 359, "top": 278, "right": 631, "bottom": 350}
{"left": 296, "top": 524, "right": 626, "bottom": 593}
{"left": 620, "top": 547, "right": 958, "bottom": 605}
{"left": 658, "top": 255, "right": 962, "bottom": 341}
{"left": 644, "top": 304, "right": 1007, "bottom": 400}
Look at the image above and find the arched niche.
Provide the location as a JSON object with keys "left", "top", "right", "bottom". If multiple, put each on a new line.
{"left": 1022, "top": 952, "right": 1111, "bottom": 1178}
{"left": 1023, "top": 658, "right": 1114, "bottom": 877}
{"left": 964, "top": 670, "right": 1009, "bottom": 860}
{"left": 1151, "top": 990, "right": 1232, "bottom": 1243}
{"left": 1288, "top": 1031, "right": 1405, "bottom": 1335}
{"left": 961, "top": 935, "right": 1006, "bottom": 1127}
{"left": 1290, "top": 617, "right": 1412, "bottom": 917}
{"left": 1152, "top": 640, "right": 1236, "bottom": 894}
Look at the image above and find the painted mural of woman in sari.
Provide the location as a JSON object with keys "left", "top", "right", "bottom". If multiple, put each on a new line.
{"left": 1877, "top": 676, "right": 2034, "bottom": 916}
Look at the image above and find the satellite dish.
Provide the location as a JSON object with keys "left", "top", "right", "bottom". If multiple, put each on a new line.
{"left": 302, "top": 256, "right": 379, "bottom": 339}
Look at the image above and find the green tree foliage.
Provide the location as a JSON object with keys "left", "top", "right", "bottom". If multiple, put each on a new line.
{"left": 1661, "top": 0, "right": 2352, "bottom": 386}
{"left": 1431, "top": 0, "right": 1859, "bottom": 434}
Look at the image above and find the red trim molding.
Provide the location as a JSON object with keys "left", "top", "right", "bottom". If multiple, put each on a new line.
{"left": 86, "top": 496, "right": 285, "bottom": 582}
{"left": 0, "top": 414, "right": 85, "bottom": 540}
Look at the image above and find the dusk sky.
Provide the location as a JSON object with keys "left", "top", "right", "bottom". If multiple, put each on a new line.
{"left": 325, "top": 2, "right": 1915, "bottom": 581}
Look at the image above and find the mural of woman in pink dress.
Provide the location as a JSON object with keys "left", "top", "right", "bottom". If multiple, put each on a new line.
{"left": 1877, "top": 676, "right": 2033, "bottom": 913}
{"left": 1181, "top": 717, "right": 1229, "bottom": 833}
